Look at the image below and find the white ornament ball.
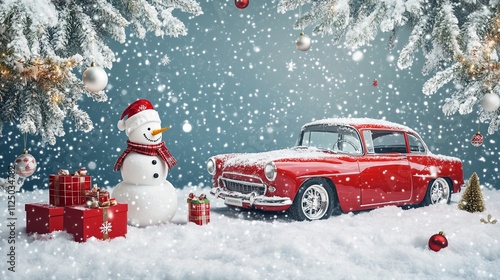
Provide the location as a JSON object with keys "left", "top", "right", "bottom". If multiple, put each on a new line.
{"left": 481, "top": 94, "right": 500, "bottom": 112}
{"left": 112, "top": 181, "right": 178, "bottom": 227}
{"left": 295, "top": 32, "right": 312, "bottom": 51}
{"left": 14, "top": 153, "right": 37, "bottom": 177}
{"left": 82, "top": 66, "right": 108, "bottom": 92}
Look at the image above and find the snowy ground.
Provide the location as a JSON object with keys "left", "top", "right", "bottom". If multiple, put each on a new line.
{"left": 1, "top": 186, "right": 499, "bottom": 280}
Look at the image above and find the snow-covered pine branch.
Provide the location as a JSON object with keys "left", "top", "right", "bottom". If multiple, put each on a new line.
{"left": 312, "top": 0, "right": 350, "bottom": 42}
{"left": 398, "top": 14, "right": 428, "bottom": 69}
{"left": 0, "top": 0, "right": 202, "bottom": 144}
{"left": 277, "top": 0, "right": 500, "bottom": 134}
{"left": 487, "top": 116, "right": 500, "bottom": 134}
{"left": 423, "top": 62, "right": 461, "bottom": 96}
{"left": 344, "top": 3, "right": 381, "bottom": 48}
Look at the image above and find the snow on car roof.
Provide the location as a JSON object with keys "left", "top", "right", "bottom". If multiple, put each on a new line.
{"left": 303, "top": 118, "right": 417, "bottom": 133}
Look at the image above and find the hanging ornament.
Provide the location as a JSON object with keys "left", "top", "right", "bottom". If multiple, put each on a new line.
{"left": 471, "top": 131, "right": 484, "bottom": 147}
{"left": 480, "top": 93, "right": 500, "bottom": 112}
{"left": 372, "top": 79, "right": 379, "bottom": 87}
{"left": 14, "top": 152, "right": 37, "bottom": 178}
{"left": 295, "top": 3, "right": 311, "bottom": 52}
{"left": 14, "top": 134, "right": 37, "bottom": 178}
{"left": 428, "top": 231, "right": 448, "bottom": 252}
{"left": 82, "top": 63, "right": 108, "bottom": 92}
{"left": 296, "top": 32, "right": 312, "bottom": 51}
{"left": 235, "top": 0, "right": 249, "bottom": 9}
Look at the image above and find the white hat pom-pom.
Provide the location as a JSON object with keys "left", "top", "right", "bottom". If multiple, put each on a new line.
{"left": 117, "top": 119, "right": 126, "bottom": 131}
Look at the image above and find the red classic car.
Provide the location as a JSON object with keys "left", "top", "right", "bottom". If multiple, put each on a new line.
{"left": 207, "top": 118, "right": 464, "bottom": 221}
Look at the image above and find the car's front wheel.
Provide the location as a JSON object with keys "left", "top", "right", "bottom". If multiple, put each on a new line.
{"left": 423, "top": 178, "right": 451, "bottom": 206}
{"left": 289, "top": 178, "right": 335, "bottom": 221}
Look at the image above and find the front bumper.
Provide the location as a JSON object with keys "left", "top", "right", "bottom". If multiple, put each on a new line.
{"left": 210, "top": 187, "right": 293, "bottom": 211}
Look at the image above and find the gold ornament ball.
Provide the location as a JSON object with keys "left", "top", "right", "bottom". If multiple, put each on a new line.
{"left": 82, "top": 66, "right": 108, "bottom": 92}
{"left": 296, "top": 32, "right": 312, "bottom": 51}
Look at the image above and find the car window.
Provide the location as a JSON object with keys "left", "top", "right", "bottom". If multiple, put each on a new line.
{"left": 367, "top": 130, "right": 407, "bottom": 154}
{"left": 302, "top": 131, "right": 339, "bottom": 149}
{"left": 300, "top": 125, "right": 362, "bottom": 154}
{"left": 339, "top": 131, "right": 361, "bottom": 153}
{"left": 407, "top": 133, "right": 426, "bottom": 153}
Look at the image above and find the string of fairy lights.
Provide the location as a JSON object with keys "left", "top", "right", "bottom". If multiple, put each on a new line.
{"left": 0, "top": 55, "right": 107, "bottom": 105}
{"left": 0, "top": 55, "right": 81, "bottom": 104}
{"left": 456, "top": 12, "right": 500, "bottom": 100}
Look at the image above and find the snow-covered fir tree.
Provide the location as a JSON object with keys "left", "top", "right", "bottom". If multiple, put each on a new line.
{"left": 0, "top": 0, "right": 202, "bottom": 144}
{"left": 278, "top": 0, "right": 500, "bottom": 134}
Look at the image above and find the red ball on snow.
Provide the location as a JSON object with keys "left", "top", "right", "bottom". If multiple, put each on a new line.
{"left": 235, "top": 0, "right": 249, "bottom": 9}
{"left": 428, "top": 231, "right": 448, "bottom": 252}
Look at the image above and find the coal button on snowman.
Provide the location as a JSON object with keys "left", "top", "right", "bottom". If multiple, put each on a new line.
{"left": 113, "top": 99, "right": 178, "bottom": 227}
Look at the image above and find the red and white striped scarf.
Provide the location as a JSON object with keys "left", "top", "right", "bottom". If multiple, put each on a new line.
{"left": 114, "top": 140, "right": 177, "bottom": 171}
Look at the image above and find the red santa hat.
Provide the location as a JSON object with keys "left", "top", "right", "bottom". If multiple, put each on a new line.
{"left": 117, "top": 99, "right": 161, "bottom": 135}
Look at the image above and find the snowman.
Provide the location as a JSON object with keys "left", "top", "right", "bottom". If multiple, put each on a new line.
{"left": 113, "top": 99, "right": 178, "bottom": 227}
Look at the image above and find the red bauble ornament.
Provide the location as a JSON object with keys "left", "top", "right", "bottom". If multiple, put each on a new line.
{"left": 235, "top": 0, "right": 249, "bottom": 9}
{"left": 471, "top": 131, "right": 484, "bottom": 147}
{"left": 428, "top": 231, "right": 448, "bottom": 252}
{"left": 14, "top": 152, "right": 37, "bottom": 177}
{"left": 372, "top": 79, "right": 378, "bottom": 87}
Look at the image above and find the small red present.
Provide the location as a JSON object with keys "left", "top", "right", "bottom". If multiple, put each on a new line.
{"left": 49, "top": 169, "right": 91, "bottom": 206}
{"left": 187, "top": 193, "right": 210, "bottom": 225}
{"left": 64, "top": 203, "right": 128, "bottom": 242}
{"left": 25, "top": 203, "right": 65, "bottom": 234}
{"left": 85, "top": 184, "right": 112, "bottom": 208}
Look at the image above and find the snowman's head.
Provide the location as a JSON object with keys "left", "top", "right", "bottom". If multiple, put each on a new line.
{"left": 127, "top": 121, "right": 167, "bottom": 144}
{"left": 118, "top": 99, "right": 168, "bottom": 142}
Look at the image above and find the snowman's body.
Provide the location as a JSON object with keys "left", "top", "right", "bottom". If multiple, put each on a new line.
{"left": 113, "top": 117, "right": 178, "bottom": 227}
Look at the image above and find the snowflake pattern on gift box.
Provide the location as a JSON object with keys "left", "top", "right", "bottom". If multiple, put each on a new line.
{"left": 100, "top": 221, "right": 113, "bottom": 234}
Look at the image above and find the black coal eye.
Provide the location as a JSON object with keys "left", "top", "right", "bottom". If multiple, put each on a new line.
{"left": 152, "top": 160, "right": 157, "bottom": 165}
{"left": 147, "top": 127, "right": 151, "bottom": 131}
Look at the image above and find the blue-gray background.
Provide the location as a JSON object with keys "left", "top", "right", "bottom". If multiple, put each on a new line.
{"left": 1, "top": 1, "right": 498, "bottom": 191}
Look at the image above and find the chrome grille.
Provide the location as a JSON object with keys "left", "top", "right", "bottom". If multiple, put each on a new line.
{"left": 220, "top": 177, "right": 266, "bottom": 196}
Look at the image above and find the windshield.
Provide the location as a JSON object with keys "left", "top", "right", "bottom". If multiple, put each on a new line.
{"left": 298, "top": 125, "right": 362, "bottom": 154}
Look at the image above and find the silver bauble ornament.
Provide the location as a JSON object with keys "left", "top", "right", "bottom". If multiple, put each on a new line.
{"left": 295, "top": 32, "right": 312, "bottom": 51}
{"left": 14, "top": 152, "right": 37, "bottom": 177}
{"left": 480, "top": 93, "right": 500, "bottom": 112}
{"left": 82, "top": 65, "right": 108, "bottom": 92}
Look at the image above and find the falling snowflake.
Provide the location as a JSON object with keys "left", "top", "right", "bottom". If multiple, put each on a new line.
{"left": 286, "top": 60, "right": 296, "bottom": 72}
{"left": 160, "top": 54, "right": 170, "bottom": 65}
{"left": 100, "top": 221, "right": 113, "bottom": 234}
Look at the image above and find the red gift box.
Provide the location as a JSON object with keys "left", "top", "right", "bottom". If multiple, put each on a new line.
{"left": 49, "top": 174, "right": 91, "bottom": 206}
{"left": 187, "top": 193, "right": 210, "bottom": 225}
{"left": 64, "top": 203, "right": 128, "bottom": 242}
{"left": 85, "top": 187, "right": 110, "bottom": 207}
{"left": 25, "top": 203, "right": 65, "bottom": 234}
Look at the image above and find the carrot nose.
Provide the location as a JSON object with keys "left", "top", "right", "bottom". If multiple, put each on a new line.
{"left": 151, "top": 126, "right": 170, "bottom": 136}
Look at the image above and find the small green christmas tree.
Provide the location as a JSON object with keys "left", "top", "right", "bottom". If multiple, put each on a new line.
{"left": 458, "top": 172, "right": 486, "bottom": 213}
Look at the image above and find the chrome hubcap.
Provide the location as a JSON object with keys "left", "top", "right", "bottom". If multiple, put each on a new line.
{"left": 430, "top": 178, "right": 450, "bottom": 204}
{"left": 301, "top": 184, "right": 329, "bottom": 220}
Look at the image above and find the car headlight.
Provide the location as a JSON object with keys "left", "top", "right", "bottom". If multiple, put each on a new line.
{"left": 207, "top": 158, "right": 216, "bottom": 175}
{"left": 264, "top": 161, "right": 277, "bottom": 181}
